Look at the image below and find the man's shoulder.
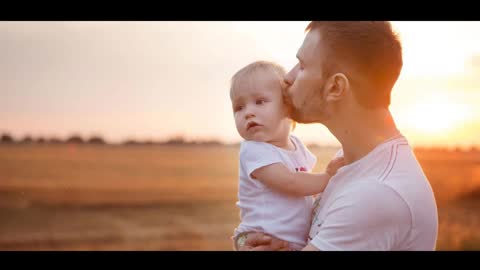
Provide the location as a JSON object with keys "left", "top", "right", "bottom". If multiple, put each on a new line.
{"left": 387, "top": 143, "right": 424, "bottom": 174}
{"left": 380, "top": 142, "right": 431, "bottom": 195}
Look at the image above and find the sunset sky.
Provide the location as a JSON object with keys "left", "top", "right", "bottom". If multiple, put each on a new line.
{"left": 1, "top": 21, "right": 479, "bottom": 148}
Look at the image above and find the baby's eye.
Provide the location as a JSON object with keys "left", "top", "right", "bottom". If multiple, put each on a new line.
{"left": 256, "top": 99, "right": 266, "bottom": 105}
{"left": 234, "top": 105, "right": 244, "bottom": 112}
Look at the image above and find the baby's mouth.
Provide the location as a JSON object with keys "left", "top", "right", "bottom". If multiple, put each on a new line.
{"left": 246, "top": 122, "right": 261, "bottom": 131}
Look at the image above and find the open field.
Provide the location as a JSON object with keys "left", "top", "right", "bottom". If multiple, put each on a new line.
{"left": 1, "top": 144, "right": 479, "bottom": 250}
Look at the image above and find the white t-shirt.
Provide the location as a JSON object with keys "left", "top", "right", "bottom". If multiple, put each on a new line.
{"left": 234, "top": 134, "right": 317, "bottom": 250}
{"left": 308, "top": 135, "right": 438, "bottom": 250}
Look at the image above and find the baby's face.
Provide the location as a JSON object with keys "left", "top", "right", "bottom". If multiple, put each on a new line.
{"left": 230, "top": 70, "right": 291, "bottom": 143}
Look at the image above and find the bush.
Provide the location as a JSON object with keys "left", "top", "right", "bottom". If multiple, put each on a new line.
{"left": 65, "top": 135, "right": 84, "bottom": 144}
{"left": 87, "top": 136, "right": 106, "bottom": 145}
{"left": 1, "top": 133, "right": 15, "bottom": 143}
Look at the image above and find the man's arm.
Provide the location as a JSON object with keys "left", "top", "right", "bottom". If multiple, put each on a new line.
{"left": 302, "top": 243, "right": 320, "bottom": 251}
{"left": 233, "top": 232, "right": 321, "bottom": 251}
{"left": 233, "top": 232, "right": 290, "bottom": 251}
{"left": 251, "top": 163, "right": 330, "bottom": 196}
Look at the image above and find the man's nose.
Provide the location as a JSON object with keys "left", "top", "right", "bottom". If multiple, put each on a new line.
{"left": 284, "top": 63, "right": 299, "bottom": 86}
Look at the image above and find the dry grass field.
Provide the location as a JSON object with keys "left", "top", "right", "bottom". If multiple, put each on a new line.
{"left": 1, "top": 144, "right": 479, "bottom": 250}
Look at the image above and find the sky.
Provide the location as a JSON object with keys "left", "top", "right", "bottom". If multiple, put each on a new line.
{"left": 1, "top": 21, "right": 479, "bottom": 148}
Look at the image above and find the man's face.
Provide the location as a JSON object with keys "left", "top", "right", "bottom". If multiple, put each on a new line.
{"left": 284, "top": 29, "right": 330, "bottom": 124}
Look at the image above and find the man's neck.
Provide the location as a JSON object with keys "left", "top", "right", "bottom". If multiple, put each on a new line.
{"left": 328, "top": 108, "right": 400, "bottom": 165}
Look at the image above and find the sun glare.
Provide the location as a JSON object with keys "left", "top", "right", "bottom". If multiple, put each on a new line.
{"left": 402, "top": 96, "right": 470, "bottom": 134}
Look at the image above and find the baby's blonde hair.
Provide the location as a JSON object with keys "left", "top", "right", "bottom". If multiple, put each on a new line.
{"left": 230, "top": 60, "right": 296, "bottom": 130}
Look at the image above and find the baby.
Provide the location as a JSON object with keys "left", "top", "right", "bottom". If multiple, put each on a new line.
{"left": 230, "top": 60, "right": 344, "bottom": 250}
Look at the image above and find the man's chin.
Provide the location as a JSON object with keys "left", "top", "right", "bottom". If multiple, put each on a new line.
{"left": 291, "top": 104, "right": 332, "bottom": 124}
{"left": 291, "top": 112, "right": 327, "bottom": 124}
{"left": 291, "top": 110, "right": 313, "bottom": 124}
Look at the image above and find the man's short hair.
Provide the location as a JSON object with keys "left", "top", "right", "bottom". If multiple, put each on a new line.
{"left": 306, "top": 21, "right": 403, "bottom": 109}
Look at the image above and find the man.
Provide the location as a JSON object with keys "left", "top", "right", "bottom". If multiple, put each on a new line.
{"left": 234, "top": 21, "right": 438, "bottom": 251}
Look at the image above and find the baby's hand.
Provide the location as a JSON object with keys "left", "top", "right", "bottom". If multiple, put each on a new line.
{"left": 326, "top": 157, "right": 345, "bottom": 177}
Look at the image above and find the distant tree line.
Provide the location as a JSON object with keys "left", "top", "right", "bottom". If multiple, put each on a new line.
{"left": 121, "top": 135, "right": 223, "bottom": 146}
{"left": 0, "top": 133, "right": 107, "bottom": 145}
{"left": 2, "top": 132, "right": 478, "bottom": 151}
{"left": 0, "top": 132, "right": 225, "bottom": 146}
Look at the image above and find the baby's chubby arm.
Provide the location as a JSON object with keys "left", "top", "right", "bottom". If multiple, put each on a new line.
{"left": 251, "top": 157, "right": 344, "bottom": 196}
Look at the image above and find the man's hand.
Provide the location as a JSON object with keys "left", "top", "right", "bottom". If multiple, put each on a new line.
{"left": 236, "top": 232, "right": 290, "bottom": 251}
{"left": 302, "top": 243, "right": 320, "bottom": 251}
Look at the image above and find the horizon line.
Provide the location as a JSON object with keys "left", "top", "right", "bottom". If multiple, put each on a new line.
{"left": 1, "top": 131, "right": 480, "bottom": 150}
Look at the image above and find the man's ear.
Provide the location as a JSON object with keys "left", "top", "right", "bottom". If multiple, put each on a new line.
{"left": 324, "top": 73, "right": 349, "bottom": 103}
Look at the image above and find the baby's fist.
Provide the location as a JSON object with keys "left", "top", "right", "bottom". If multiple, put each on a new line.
{"left": 326, "top": 157, "right": 345, "bottom": 176}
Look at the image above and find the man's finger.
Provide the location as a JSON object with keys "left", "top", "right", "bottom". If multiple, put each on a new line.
{"left": 250, "top": 239, "right": 289, "bottom": 251}
{"left": 270, "top": 239, "right": 289, "bottom": 251}
{"left": 238, "top": 245, "right": 253, "bottom": 251}
{"left": 251, "top": 245, "right": 272, "bottom": 251}
{"left": 244, "top": 233, "right": 272, "bottom": 247}
{"left": 278, "top": 242, "right": 292, "bottom": 251}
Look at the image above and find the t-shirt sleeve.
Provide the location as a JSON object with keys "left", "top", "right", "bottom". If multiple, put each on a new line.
{"left": 240, "top": 141, "right": 284, "bottom": 178}
{"left": 310, "top": 182, "right": 412, "bottom": 251}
